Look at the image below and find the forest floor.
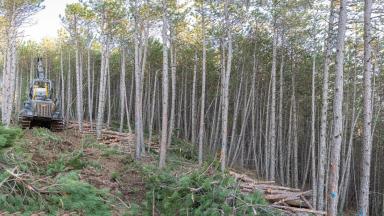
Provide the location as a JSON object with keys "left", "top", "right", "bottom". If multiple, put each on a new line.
{"left": 0, "top": 123, "right": 324, "bottom": 215}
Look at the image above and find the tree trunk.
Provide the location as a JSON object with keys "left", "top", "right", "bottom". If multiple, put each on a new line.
{"left": 327, "top": 0, "right": 347, "bottom": 214}
{"left": 119, "top": 47, "right": 126, "bottom": 132}
{"left": 60, "top": 47, "right": 65, "bottom": 119}
{"left": 134, "top": 0, "right": 144, "bottom": 159}
{"left": 75, "top": 40, "right": 83, "bottom": 132}
{"left": 198, "top": 9, "right": 207, "bottom": 166}
{"left": 221, "top": 0, "right": 232, "bottom": 172}
{"left": 359, "top": 0, "right": 373, "bottom": 214}
{"left": 87, "top": 48, "right": 93, "bottom": 130}
{"left": 159, "top": 0, "right": 169, "bottom": 168}
{"left": 278, "top": 45, "right": 284, "bottom": 184}
{"left": 269, "top": 28, "right": 278, "bottom": 181}
{"left": 317, "top": 0, "right": 335, "bottom": 210}
{"left": 168, "top": 44, "right": 176, "bottom": 147}
{"left": 191, "top": 51, "right": 197, "bottom": 144}
{"left": 311, "top": 52, "right": 317, "bottom": 207}
{"left": 66, "top": 52, "right": 72, "bottom": 122}
{"left": 96, "top": 40, "right": 109, "bottom": 138}
{"left": 148, "top": 69, "right": 159, "bottom": 151}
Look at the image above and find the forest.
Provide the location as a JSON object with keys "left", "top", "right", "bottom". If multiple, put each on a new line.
{"left": 0, "top": 0, "right": 384, "bottom": 215}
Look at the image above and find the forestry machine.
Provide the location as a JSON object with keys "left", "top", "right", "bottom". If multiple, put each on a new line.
{"left": 19, "top": 58, "right": 64, "bottom": 131}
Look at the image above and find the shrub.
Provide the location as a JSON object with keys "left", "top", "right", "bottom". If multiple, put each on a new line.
{"left": 0, "top": 171, "right": 113, "bottom": 215}
{"left": 0, "top": 126, "right": 22, "bottom": 149}
{"left": 32, "top": 128, "right": 62, "bottom": 144}
{"left": 139, "top": 164, "right": 274, "bottom": 216}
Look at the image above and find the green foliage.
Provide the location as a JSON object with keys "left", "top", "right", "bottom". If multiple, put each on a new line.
{"left": 138, "top": 164, "right": 274, "bottom": 216}
{"left": 0, "top": 126, "right": 22, "bottom": 149}
{"left": 50, "top": 172, "right": 112, "bottom": 216}
{"left": 0, "top": 172, "right": 113, "bottom": 215}
{"left": 169, "top": 138, "right": 198, "bottom": 161}
{"left": 32, "top": 128, "right": 62, "bottom": 144}
{"left": 46, "top": 151, "right": 86, "bottom": 175}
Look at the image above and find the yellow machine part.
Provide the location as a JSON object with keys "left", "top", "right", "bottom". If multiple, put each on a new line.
{"left": 45, "top": 83, "right": 48, "bottom": 97}
{"left": 33, "top": 85, "right": 37, "bottom": 100}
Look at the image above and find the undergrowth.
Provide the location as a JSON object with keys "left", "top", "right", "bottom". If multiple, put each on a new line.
{"left": 0, "top": 126, "right": 22, "bottom": 149}
{"left": 127, "top": 162, "right": 276, "bottom": 216}
{"left": 0, "top": 171, "right": 112, "bottom": 216}
{"left": 0, "top": 128, "right": 119, "bottom": 215}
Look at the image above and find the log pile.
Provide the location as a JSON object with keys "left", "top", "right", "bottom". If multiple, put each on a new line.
{"left": 229, "top": 170, "right": 326, "bottom": 215}
{"left": 67, "top": 121, "right": 135, "bottom": 153}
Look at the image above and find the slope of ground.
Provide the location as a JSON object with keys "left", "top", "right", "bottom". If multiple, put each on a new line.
{"left": 0, "top": 124, "right": 323, "bottom": 215}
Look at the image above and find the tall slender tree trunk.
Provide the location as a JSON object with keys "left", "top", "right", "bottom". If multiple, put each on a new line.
{"left": 191, "top": 51, "right": 197, "bottom": 144}
{"left": 168, "top": 44, "right": 176, "bottom": 147}
{"left": 60, "top": 47, "right": 65, "bottom": 119}
{"left": 87, "top": 47, "right": 93, "bottom": 130}
{"left": 269, "top": 28, "right": 278, "bottom": 181}
{"left": 278, "top": 46, "right": 284, "bottom": 184}
{"left": 66, "top": 52, "right": 72, "bottom": 122}
{"left": 134, "top": 0, "right": 144, "bottom": 159}
{"left": 119, "top": 47, "right": 126, "bottom": 132}
{"left": 327, "top": 0, "right": 347, "bottom": 214}
{"left": 2, "top": 20, "right": 17, "bottom": 127}
{"left": 311, "top": 53, "right": 317, "bottom": 207}
{"left": 159, "top": 0, "right": 169, "bottom": 168}
{"left": 75, "top": 40, "right": 83, "bottom": 132}
{"left": 221, "top": 0, "right": 232, "bottom": 172}
{"left": 317, "top": 0, "right": 335, "bottom": 210}
{"left": 106, "top": 62, "right": 111, "bottom": 128}
{"left": 96, "top": 40, "right": 109, "bottom": 138}
{"left": 292, "top": 63, "right": 298, "bottom": 188}
{"left": 359, "top": 0, "right": 373, "bottom": 214}
{"left": 198, "top": 8, "right": 207, "bottom": 166}
{"left": 148, "top": 69, "right": 159, "bottom": 151}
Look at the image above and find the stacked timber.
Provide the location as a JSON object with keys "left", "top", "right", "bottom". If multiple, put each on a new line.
{"left": 229, "top": 170, "right": 326, "bottom": 215}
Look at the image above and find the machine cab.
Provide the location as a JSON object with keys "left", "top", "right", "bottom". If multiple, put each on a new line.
{"left": 29, "top": 79, "right": 53, "bottom": 101}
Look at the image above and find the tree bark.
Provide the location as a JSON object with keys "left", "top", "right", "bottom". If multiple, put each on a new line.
{"left": 119, "top": 47, "right": 126, "bottom": 132}
{"left": 359, "top": 0, "right": 373, "bottom": 214}
{"left": 159, "top": 0, "right": 169, "bottom": 168}
{"left": 87, "top": 47, "right": 93, "bottom": 130}
{"left": 198, "top": 8, "right": 206, "bottom": 166}
{"left": 221, "top": 0, "right": 232, "bottom": 172}
{"left": 327, "top": 0, "right": 347, "bottom": 215}
{"left": 191, "top": 51, "right": 197, "bottom": 144}
{"left": 269, "top": 28, "right": 278, "bottom": 181}
{"left": 317, "top": 0, "right": 335, "bottom": 210}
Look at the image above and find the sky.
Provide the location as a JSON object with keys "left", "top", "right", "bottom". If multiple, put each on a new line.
{"left": 23, "top": 0, "right": 77, "bottom": 41}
